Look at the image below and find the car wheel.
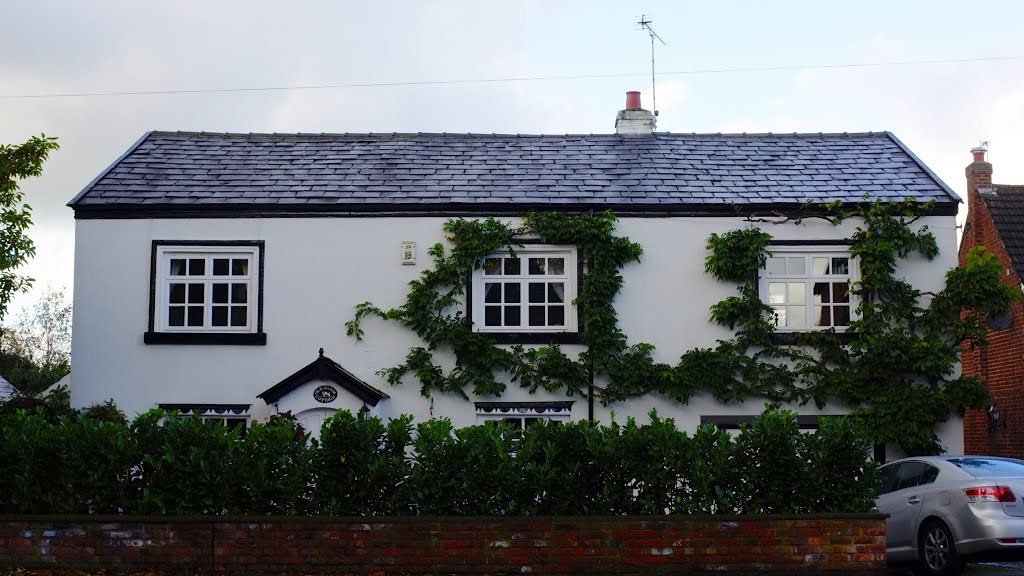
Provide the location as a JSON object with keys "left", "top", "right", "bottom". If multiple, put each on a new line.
{"left": 916, "top": 520, "right": 963, "bottom": 576}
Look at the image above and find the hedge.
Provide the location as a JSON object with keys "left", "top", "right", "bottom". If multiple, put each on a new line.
{"left": 0, "top": 406, "right": 879, "bottom": 516}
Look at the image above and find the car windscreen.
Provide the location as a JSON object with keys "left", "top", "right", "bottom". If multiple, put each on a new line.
{"left": 947, "top": 457, "right": 1024, "bottom": 477}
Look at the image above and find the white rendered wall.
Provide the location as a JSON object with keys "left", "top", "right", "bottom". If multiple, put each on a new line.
{"left": 71, "top": 214, "right": 962, "bottom": 453}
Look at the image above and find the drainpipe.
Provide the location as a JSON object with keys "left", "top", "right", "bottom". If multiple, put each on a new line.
{"left": 588, "top": 360, "right": 595, "bottom": 424}
{"left": 587, "top": 208, "right": 596, "bottom": 425}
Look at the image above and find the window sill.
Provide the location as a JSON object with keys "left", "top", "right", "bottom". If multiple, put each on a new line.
{"left": 144, "top": 332, "right": 268, "bottom": 345}
{"left": 770, "top": 331, "right": 854, "bottom": 345}
{"left": 479, "top": 332, "right": 582, "bottom": 345}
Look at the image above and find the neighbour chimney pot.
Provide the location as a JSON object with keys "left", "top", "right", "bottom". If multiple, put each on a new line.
{"left": 971, "top": 146, "right": 988, "bottom": 163}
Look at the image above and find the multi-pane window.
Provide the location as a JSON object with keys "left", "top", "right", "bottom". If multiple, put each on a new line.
{"left": 473, "top": 246, "right": 577, "bottom": 333}
{"left": 762, "top": 248, "right": 856, "bottom": 330}
{"left": 475, "top": 402, "right": 572, "bottom": 429}
{"left": 159, "top": 404, "right": 250, "bottom": 433}
{"left": 156, "top": 245, "right": 260, "bottom": 333}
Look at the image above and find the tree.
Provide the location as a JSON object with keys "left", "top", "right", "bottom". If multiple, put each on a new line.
{"left": 3, "top": 284, "right": 71, "bottom": 366}
{"left": 0, "top": 134, "right": 59, "bottom": 325}
{"left": 0, "top": 285, "right": 71, "bottom": 396}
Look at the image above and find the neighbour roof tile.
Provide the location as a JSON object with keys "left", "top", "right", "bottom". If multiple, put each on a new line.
{"left": 983, "top": 185, "right": 1024, "bottom": 277}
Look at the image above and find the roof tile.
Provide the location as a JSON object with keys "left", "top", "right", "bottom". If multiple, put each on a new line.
{"left": 70, "top": 131, "right": 959, "bottom": 211}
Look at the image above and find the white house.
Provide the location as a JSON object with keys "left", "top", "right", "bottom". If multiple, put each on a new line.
{"left": 68, "top": 93, "right": 963, "bottom": 455}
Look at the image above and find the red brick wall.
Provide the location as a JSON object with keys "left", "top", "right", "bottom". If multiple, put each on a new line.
{"left": 0, "top": 515, "right": 885, "bottom": 574}
{"left": 960, "top": 158, "right": 1024, "bottom": 457}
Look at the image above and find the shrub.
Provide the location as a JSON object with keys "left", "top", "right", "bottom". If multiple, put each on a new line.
{"left": 132, "top": 410, "right": 238, "bottom": 514}
{"left": 311, "top": 410, "right": 412, "bottom": 515}
{"left": 731, "top": 408, "right": 811, "bottom": 513}
{"left": 80, "top": 399, "right": 127, "bottom": 425}
{"left": 678, "top": 422, "right": 736, "bottom": 514}
{"left": 231, "top": 413, "right": 313, "bottom": 515}
{"left": 0, "top": 406, "right": 879, "bottom": 516}
{"left": 0, "top": 408, "right": 70, "bottom": 513}
{"left": 804, "top": 416, "right": 880, "bottom": 512}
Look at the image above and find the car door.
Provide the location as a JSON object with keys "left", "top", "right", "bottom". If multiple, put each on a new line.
{"left": 882, "top": 461, "right": 936, "bottom": 551}
{"left": 877, "top": 463, "right": 909, "bottom": 551}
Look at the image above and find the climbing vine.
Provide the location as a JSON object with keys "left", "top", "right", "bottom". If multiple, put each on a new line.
{"left": 348, "top": 204, "right": 1019, "bottom": 455}
{"left": 346, "top": 211, "right": 645, "bottom": 399}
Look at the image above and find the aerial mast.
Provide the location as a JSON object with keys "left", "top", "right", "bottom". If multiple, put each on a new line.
{"left": 637, "top": 15, "right": 666, "bottom": 116}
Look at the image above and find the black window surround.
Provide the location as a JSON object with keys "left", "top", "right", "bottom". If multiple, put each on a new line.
{"left": 466, "top": 239, "right": 584, "bottom": 345}
{"left": 700, "top": 414, "right": 827, "bottom": 430}
{"left": 144, "top": 240, "right": 267, "bottom": 345}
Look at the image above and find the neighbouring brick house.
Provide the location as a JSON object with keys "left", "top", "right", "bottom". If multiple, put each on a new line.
{"left": 961, "top": 145, "right": 1024, "bottom": 456}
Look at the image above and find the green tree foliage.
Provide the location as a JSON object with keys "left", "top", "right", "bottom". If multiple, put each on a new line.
{"left": 1, "top": 285, "right": 71, "bottom": 395}
{"left": 0, "top": 406, "right": 878, "bottom": 515}
{"left": 0, "top": 350, "right": 67, "bottom": 396}
{"left": 0, "top": 135, "right": 59, "bottom": 324}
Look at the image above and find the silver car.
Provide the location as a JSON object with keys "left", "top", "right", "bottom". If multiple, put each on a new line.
{"left": 876, "top": 456, "right": 1024, "bottom": 575}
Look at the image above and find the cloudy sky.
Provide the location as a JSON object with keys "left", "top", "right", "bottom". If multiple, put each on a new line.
{"left": 2, "top": 0, "right": 1023, "bottom": 314}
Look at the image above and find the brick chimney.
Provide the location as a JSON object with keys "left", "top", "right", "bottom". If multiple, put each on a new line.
{"left": 615, "top": 91, "right": 656, "bottom": 135}
{"left": 965, "top": 145, "right": 993, "bottom": 245}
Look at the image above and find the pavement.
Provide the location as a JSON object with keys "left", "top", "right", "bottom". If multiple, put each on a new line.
{"left": 885, "top": 563, "right": 1024, "bottom": 574}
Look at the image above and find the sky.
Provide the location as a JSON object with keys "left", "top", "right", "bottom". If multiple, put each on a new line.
{"left": 2, "top": 0, "right": 1024, "bottom": 316}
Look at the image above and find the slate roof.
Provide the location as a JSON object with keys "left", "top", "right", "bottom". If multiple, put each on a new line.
{"left": 983, "top": 185, "right": 1024, "bottom": 276}
{"left": 0, "top": 374, "right": 16, "bottom": 401}
{"left": 69, "top": 131, "right": 959, "bottom": 216}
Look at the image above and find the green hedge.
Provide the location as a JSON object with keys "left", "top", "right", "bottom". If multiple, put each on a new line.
{"left": 0, "top": 406, "right": 879, "bottom": 516}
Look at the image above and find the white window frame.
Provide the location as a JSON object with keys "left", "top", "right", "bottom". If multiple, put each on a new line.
{"left": 475, "top": 404, "right": 572, "bottom": 428}
{"left": 471, "top": 245, "right": 578, "bottom": 333}
{"left": 760, "top": 246, "right": 858, "bottom": 332}
{"left": 155, "top": 245, "right": 260, "bottom": 334}
{"left": 160, "top": 404, "right": 251, "bottom": 432}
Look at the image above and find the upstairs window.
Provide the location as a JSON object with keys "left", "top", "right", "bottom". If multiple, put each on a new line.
{"left": 761, "top": 247, "right": 856, "bottom": 331}
{"left": 471, "top": 245, "right": 578, "bottom": 334}
{"left": 146, "top": 241, "right": 266, "bottom": 345}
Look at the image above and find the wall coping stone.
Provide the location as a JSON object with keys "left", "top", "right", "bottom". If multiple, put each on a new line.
{"left": 0, "top": 513, "right": 886, "bottom": 522}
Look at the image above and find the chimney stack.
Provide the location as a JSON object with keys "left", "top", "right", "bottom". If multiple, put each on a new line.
{"left": 615, "top": 91, "right": 656, "bottom": 136}
{"left": 966, "top": 144, "right": 993, "bottom": 196}
{"left": 965, "top": 144, "right": 994, "bottom": 245}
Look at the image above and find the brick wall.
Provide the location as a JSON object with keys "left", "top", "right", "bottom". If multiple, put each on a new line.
{"left": 960, "top": 155, "right": 1024, "bottom": 457}
{"left": 0, "top": 515, "right": 885, "bottom": 574}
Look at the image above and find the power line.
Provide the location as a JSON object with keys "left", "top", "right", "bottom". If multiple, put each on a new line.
{"left": 2, "top": 55, "right": 1022, "bottom": 100}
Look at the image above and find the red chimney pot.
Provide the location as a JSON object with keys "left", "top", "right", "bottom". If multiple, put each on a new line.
{"left": 625, "top": 91, "right": 642, "bottom": 110}
{"left": 971, "top": 146, "right": 987, "bottom": 163}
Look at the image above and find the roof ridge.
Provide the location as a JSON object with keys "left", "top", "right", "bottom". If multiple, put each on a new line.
{"left": 145, "top": 130, "right": 895, "bottom": 140}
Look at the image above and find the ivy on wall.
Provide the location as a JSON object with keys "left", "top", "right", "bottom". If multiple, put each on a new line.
{"left": 347, "top": 204, "right": 1019, "bottom": 455}
{"left": 346, "top": 212, "right": 645, "bottom": 400}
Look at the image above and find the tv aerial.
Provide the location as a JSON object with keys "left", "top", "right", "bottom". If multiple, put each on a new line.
{"left": 637, "top": 15, "right": 666, "bottom": 116}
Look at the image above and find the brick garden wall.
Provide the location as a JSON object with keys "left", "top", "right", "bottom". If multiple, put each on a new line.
{"left": 0, "top": 515, "right": 885, "bottom": 574}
